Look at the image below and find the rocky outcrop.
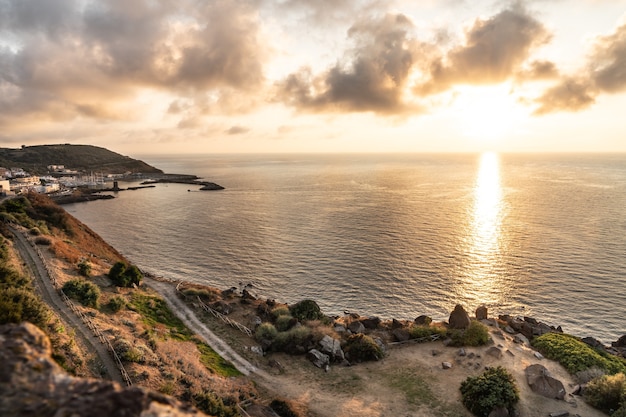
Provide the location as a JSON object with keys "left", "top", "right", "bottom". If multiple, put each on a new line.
{"left": 0, "top": 323, "right": 205, "bottom": 417}
{"left": 307, "top": 349, "right": 330, "bottom": 369}
{"left": 525, "top": 364, "right": 566, "bottom": 400}
{"left": 475, "top": 305, "right": 488, "bottom": 320}
{"left": 318, "top": 335, "right": 345, "bottom": 362}
{"left": 448, "top": 304, "right": 471, "bottom": 329}
{"left": 498, "top": 315, "right": 562, "bottom": 340}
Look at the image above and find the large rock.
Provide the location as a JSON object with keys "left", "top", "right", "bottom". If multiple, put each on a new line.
{"left": 0, "top": 323, "right": 205, "bottom": 417}
{"left": 360, "top": 316, "right": 381, "bottom": 329}
{"left": 414, "top": 315, "right": 432, "bottom": 326}
{"left": 475, "top": 305, "right": 488, "bottom": 320}
{"left": 448, "top": 304, "right": 471, "bottom": 329}
{"left": 348, "top": 321, "right": 366, "bottom": 334}
{"left": 613, "top": 335, "right": 626, "bottom": 348}
{"left": 307, "top": 349, "right": 330, "bottom": 369}
{"left": 318, "top": 335, "right": 345, "bottom": 362}
{"left": 525, "top": 364, "right": 566, "bottom": 400}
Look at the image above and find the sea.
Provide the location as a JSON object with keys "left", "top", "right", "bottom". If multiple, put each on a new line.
{"left": 64, "top": 153, "right": 626, "bottom": 343}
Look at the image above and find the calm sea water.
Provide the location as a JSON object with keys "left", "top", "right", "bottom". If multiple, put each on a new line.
{"left": 65, "top": 153, "right": 626, "bottom": 343}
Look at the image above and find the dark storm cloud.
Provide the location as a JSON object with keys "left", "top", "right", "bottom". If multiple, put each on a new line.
{"left": 275, "top": 13, "right": 423, "bottom": 114}
{"left": 417, "top": 5, "right": 551, "bottom": 94}
{"left": 534, "top": 21, "right": 626, "bottom": 113}
{"left": 0, "top": 0, "right": 267, "bottom": 130}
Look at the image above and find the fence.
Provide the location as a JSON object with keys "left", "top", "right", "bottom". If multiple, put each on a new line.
{"left": 22, "top": 230, "right": 133, "bottom": 387}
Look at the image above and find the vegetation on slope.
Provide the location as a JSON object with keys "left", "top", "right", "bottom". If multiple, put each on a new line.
{"left": 0, "top": 144, "right": 162, "bottom": 175}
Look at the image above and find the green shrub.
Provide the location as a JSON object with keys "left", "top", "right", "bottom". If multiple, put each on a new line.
{"left": 584, "top": 373, "right": 626, "bottom": 414}
{"left": 34, "top": 236, "right": 52, "bottom": 245}
{"left": 289, "top": 299, "right": 324, "bottom": 321}
{"left": 0, "top": 287, "right": 50, "bottom": 328}
{"left": 255, "top": 322, "right": 278, "bottom": 342}
{"left": 107, "top": 296, "right": 126, "bottom": 313}
{"left": 409, "top": 324, "right": 447, "bottom": 340}
{"left": 460, "top": 366, "right": 519, "bottom": 416}
{"left": 122, "top": 347, "right": 144, "bottom": 363}
{"left": 271, "top": 306, "right": 291, "bottom": 318}
{"left": 273, "top": 326, "right": 314, "bottom": 354}
{"left": 108, "top": 261, "right": 143, "bottom": 287}
{"left": 0, "top": 265, "right": 30, "bottom": 288}
{"left": 275, "top": 315, "right": 295, "bottom": 332}
{"left": 77, "top": 260, "right": 91, "bottom": 277}
{"left": 532, "top": 333, "right": 626, "bottom": 374}
{"left": 447, "top": 320, "right": 490, "bottom": 347}
{"left": 192, "top": 391, "right": 239, "bottom": 417}
{"left": 343, "top": 334, "right": 384, "bottom": 362}
{"left": 62, "top": 279, "right": 100, "bottom": 308}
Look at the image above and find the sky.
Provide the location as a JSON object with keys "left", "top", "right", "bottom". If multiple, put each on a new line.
{"left": 1, "top": 0, "right": 626, "bottom": 155}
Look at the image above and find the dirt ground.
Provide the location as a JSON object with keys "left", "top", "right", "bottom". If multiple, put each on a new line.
{"left": 189, "top": 294, "right": 608, "bottom": 417}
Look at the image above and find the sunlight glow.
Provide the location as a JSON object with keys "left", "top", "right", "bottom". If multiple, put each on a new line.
{"left": 452, "top": 85, "right": 529, "bottom": 143}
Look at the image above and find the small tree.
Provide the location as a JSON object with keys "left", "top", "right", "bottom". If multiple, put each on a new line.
{"left": 343, "top": 334, "right": 384, "bottom": 362}
{"left": 584, "top": 373, "right": 626, "bottom": 414}
{"left": 108, "top": 261, "right": 143, "bottom": 287}
{"left": 289, "top": 299, "right": 324, "bottom": 321}
{"left": 460, "top": 366, "right": 519, "bottom": 416}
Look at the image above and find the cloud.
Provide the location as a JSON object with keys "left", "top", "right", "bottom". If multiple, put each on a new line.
{"left": 533, "top": 20, "right": 626, "bottom": 113}
{"left": 275, "top": 13, "right": 423, "bottom": 114}
{"left": 225, "top": 125, "right": 250, "bottom": 135}
{"left": 516, "top": 60, "right": 559, "bottom": 81}
{"left": 533, "top": 78, "right": 597, "bottom": 115}
{"left": 417, "top": 5, "right": 551, "bottom": 94}
{"left": 0, "top": 0, "right": 268, "bottom": 132}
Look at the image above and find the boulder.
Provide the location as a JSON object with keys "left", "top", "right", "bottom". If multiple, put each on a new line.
{"left": 486, "top": 346, "right": 503, "bottom": 359}
{"left": 414, "top": 315, "right": 432, "bottom": 326}
{"left": 307, "top": 349, "right": 330, "bottom": 369}
{"left": 392, "top": 328, "right": 410, "bottom": 343}
{"left": 475, "top": 305, "right": 488, "bottom": 320}
{"left": 348, "top": 321, "right": 365, "bottom": 334}
{"left": 0, "top": 323, "right": 204, "bottom": 417}
{"left": 448, "top": 304, "right": 471, "bottom": 330}
{"left": 360, "top": 316, "right": 381, "bottom": 329}
{"left": 442, "top": 362, "right": 453, "bottom": 369}
{"left": 391, "top": 318, "right": 405, "bottom": 329}
{"left": 613, "top": 335, "right": 626, "bottom": 348}
{"left": 514, "top": 334, "right": 530, "bottom": 346}
{"left": 318, "top": 335, "right": 344, "bottom": 362}
{"left": 525, "top": 364, "right": 566, "bottom": 400}
{"left": 582, "top": 337, "right": 604, "bottom": 349}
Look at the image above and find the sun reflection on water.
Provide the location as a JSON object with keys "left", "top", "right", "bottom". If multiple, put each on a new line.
{"left": 459, "top": 152, "right": 505, "bottom": 306}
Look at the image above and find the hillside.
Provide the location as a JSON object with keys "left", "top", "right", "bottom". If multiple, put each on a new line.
{"left": 0, "top": 144, "right": 162, "bottom": 175}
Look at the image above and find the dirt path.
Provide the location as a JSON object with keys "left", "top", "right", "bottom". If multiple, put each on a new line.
{"left": 9, "top": 226, "right": 125, "bottom": 384}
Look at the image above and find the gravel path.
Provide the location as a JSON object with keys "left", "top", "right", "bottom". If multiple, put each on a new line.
{"left": 10, "top": 226, "right": 125, "bottom": 384}
{"left": 144, "top": 277, "right": 273, "bottom": 379}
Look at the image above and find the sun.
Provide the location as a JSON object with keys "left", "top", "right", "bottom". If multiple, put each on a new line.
{"left": 451, "top": 84, "right": 528, "bottom": 144}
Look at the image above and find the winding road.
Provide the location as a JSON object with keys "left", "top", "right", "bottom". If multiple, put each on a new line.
{"left": 9, "top": 226, "right": 125, "bottom": 384}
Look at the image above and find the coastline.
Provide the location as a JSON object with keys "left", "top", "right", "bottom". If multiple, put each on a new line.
{"left": 3, "top": 195, "right": 623, "bottom": 417}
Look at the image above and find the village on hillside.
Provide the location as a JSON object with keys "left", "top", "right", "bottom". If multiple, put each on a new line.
{"left": 0, "top": 164, "right": 132, "bottom": 197}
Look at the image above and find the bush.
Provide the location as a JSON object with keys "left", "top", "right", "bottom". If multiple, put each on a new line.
{"left": 289, "top": 299, "right": 324, "bottom": 322}
{"left": 62, "top": 279, "right": 100, "bottom": 308}
{"left": 275, "top": 315, "right": 296, "bottom": 332}
{"left": 271, "top": 306, "right": 291, "bottom": 319}
{"left": 273, "top": 326, "right": 315, "bottom": 354}
{"left": 343, "top": 334, "right": 384, "bottom": 362}
{"left": 460, "top": 366, "right": 519, "bottom": 416}
{"left": 77, "top": 260, "right": 91, "bottom": 277}
{"left": 192, "top": 391, "right": 238, "bottom": 417}
{"left": 447, "top": 320, "right": 490, "bottom": 347}
{"left": 108, "top": 261, "right": 143, "bottom": 287}
{"left": 0, "top": 287, "right": 50, "bottom": 328}
{"left": 532, "top": 333, "right": 626, "bottom": 375}
{"left": 584, "top": 373, "right": 626, "bottom": 414}
{"left": 0, "top": 265, "right": 30, "bottom": 288}
{"left": 255, "top": 322, "right": 278, "bottom": 342}
{"left": 34, "top": 236, "right": 52, "bottom": 245}
{"left": 409, "top": 324, "right": 447, "bottom": 340}
{"left": 107, "top": 296, "right": 126, "bottom": 313}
